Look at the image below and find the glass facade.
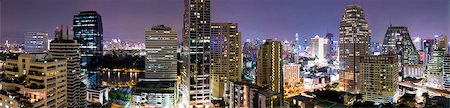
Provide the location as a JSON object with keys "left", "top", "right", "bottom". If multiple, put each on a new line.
{"left": 73, "top": 11, "right": 103, "bottom": 86}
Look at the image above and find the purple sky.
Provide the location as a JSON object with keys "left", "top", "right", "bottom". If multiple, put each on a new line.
{"left": 1, "top": 0, "right": 449, "bottom": 44}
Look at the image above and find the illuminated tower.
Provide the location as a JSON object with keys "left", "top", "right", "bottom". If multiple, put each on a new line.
{"left": 427, "top": 35, "right": 448, "bottom": 88}
{"left": 256, "top": 39, "right": 283, "bottom": 107}
{"left": 181, "top": 0, "right": 212, "bottom": 107}
{"left": 136, "top": 25, "right": 178, "bottom": 107}
{"left": 381, "top": 25, "right": 419, "bottom": 65}
{"left": 210, "top": 23, "right": 242, "bottom": 99}
{"left": 50, "top": 25, "right": 87, "bottom": 108}
{"left": 338, "top": 4, "right": 371, "bottom": 92}
{"left": 359, "top": 55, "right": 399, "bottom": 104}
{"left": 73, "top": 11, "right": 103, "bottom": 86}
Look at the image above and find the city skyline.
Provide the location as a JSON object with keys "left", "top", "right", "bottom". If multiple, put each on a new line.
{"left": 1, "top": 0, "right": 449, "bottom": 43}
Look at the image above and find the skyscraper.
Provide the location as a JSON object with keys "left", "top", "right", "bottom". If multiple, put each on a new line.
{"left": 242, "top": 39, "right": 262, "bottom": 83}
{"left": 381, "top": 25, "right": 419, "bottom": 65}
{"left": 325, "top": 33, "right": 334, "bottom": 59}
{"left": 135, "top": 25, "right": 178, "bottom": 107}
{"left": 24, "top": 32, "right": 48, "bottom": 53}
{"left": 443, "top": 54, "right": 450, "bottom": 90}
{"left": 309, "top": 35, "right": 329, "bottom": 60}
{"left": 256, "top": 39, "right": 283, "bottom": 106}
{"left": 73, "top": 11, "right": 103, "bottom": 86}
{"left": 338, "top": 4, "right": 370, "bottom": 92}
{"left": 358, "top": 55, "right": 399, "bottom": 104}
{"left": 413, "top": 37, "right": 423, "bottom": 51}
{"left": 181, "top": 0, "right": 212, "bottom": 107}
{"left": 210, "top": 23, "right": 242, "bottom": 99}
{"left": 50, "top": 25, "right": 87, "bottom": 108}
{"left": 427, "top": 35, "right": 448, "bottom": 88}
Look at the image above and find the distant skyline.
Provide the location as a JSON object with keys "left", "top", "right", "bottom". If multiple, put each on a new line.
{"left": 1, "top": 0, "right": 449, "bottom": 44}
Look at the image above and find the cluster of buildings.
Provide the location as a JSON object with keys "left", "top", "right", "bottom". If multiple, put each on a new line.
{"left": 1, "top": 0, "right": 449, "bottom": 108}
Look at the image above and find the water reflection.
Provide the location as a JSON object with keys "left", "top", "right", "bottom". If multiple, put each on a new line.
{"left": 99, "top": 70, "right": 144, "bottom": 87}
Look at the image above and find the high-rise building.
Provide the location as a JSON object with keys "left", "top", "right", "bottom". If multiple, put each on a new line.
{"left": 133, "top": 25, "right": 178, "bottom": 107}
{"left": 443, "top": 54, "right": 450, "bottom": 90}
{"left": 381, "top": 25, "right": 419, "bottom": 65}
{"left": 73, "top": 11, "right": 103, "bottom": 86}
{"left": 49, "top": 25, "right": 87, "bottom": 108}
{"left": 358, "top": 55, "right": 399, "bottom": 104}
{"left": 242, "top": 39, "right": 262, "bottom": 83}
{"left": 210, "top": 23, "right": 242, "bottom": 99}
{"left": 1, "top": 54, "right": 67, "bottom": 107}
{"left": 180, "top": 0, "right": 212, "bottom": 107}
{"left": 427, "top": 35, "right": 448, "bottom": 89}
{"left": 24, "top": 32, "right": 48, "bottom": 53}
{"left": 413, "top": 37, "right": 423, "bottom": 51}
{"left": 423, "top": 39, "right": 435, "bottom": 69}
{"left": 325, "top": 33, "right": 334, "bottom": 59}
{"left": 256, "top": 39, "right": 283, "bottom": 106}
{"left": 309, "top": 35, "right": 329, "bottom": 60}
{"left": 338, "top": 4, "right": 371, "bottom": 92}
{"left": 283, "top": 63, "right": 302, "bottom": 96}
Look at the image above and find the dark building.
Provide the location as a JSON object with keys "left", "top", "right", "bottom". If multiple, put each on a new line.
{"left": 180, "top": 0, "right": 212, "bottom": 107}
{"left": 73, "top": 11, "right": 103, "bottom": 86}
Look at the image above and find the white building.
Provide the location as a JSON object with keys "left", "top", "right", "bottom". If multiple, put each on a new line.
{"left": 87, "top": 86, "right": 110, "bottom": 106}
{"left": 309, "top": 35, "right": 329, "bottom": 60}
{"left": 24, "top": 32, "right": 48, "bottom": 53}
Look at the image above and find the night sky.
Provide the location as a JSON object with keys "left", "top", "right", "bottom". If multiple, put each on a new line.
{"left": 1, "top": 0, "right": 449, "bottom": 44}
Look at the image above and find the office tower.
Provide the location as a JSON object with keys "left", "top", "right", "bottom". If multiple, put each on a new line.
{"left": 381, "top": 25, "right": 419, "bottom": 65}
{"left": 414, "top": 37, "right": 423, "bottom": 51}
{"left": 1, "top": 54, "right": 67, "bottom": 107}
{"left": 256, "top": 39, "right": 283, "bottom": 106}
{"left": 180, "top": 0, "right": 212, "bottom": 107}
{"left": 325, "top": 33, "right": 334, "bottom": 59}
{"left": 210, "top": 23, "right": 242, "bottom": 99}
{"left": 283, "top": 63, "right": 302, "bottom": 96}
{"left": 73, "top": 11, "right": 103, "bottom": 86}
{"left": 427, "top": 35, "right": 448, "bottom": 88}
{"left": 243, "top": 39, "right": 262, "bottom": 83}
{"left": 309, "top": 35, "right": 329, "bottom": 60}
{"left": 24, "top": 32, "right": 48, "bottom": 53}
{"left": 226, "top": 81, "right": 283, "bottom": 108}
{"left": 338, "top": 4, "right": 370, "bottom": 92}
{"left": 49, "top": 25, "right": 87, "bottom": 108}
{"left": 359, "top": 55, "right": 399, "bottom": 104}
{"left": 133, "top": 25, "right": 178, "bottom": 107}
{"left": 423, "top": 39, "right": 435, "bottom": 69}
{"left": 443, "top": 54, "right": 450, "bottom": 90}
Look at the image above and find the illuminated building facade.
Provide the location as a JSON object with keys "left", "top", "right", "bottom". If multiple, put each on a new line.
{"left": 1, "top": 54, "right": 67, "bottom": 108}
{"left": 140, "top": 25, "right": 178, "bottom": 107}
{"left": 358, "top": 55, "right": 399, "bottom": 104}
{"left": 309, "top": 35, "right": 329, "bottom": 60}
{"left": 226, "top": 81, "right": 283, "bottom": 108}
{"left": 73, "top": 11, "right": 103, "bottom": 86}
{"left": 338, "top": 4, "right": 371, "bottom": 92}
{"left": 443, "top": 54, "right": 450, "bottom": 90}
{"left": 50, "top": 25, "right": 87, "bottom": 108}
{"left": 210, "top": 23, "right": 242, "bottom": 99}
{"left": 24, "top": 32, "right": 48, "bottom": 53}
{"left": 180, "top": 0, "right": 212, "bottom": 107}
{"left": 256, "top": 39, "right": 283, "bottom": 105}
{"left": 381, "top": 25, "right": 420, "bottom": 66}
{"left": 427, "top": 35, "right": 448, "bottom": 89}
{"left": 283, "top": 63, "right": 302, "bottom": 95}
{"left": 242, "top": 39, "right": 262, "bottom": 83}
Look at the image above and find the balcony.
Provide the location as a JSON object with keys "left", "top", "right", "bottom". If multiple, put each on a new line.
{"left": 5, "top": 67, "right": 18, "bottom": 72}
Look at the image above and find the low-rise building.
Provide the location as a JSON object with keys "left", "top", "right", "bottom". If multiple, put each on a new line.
{"left": 226, "top": 81, "right": 283, "bottom": 108}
